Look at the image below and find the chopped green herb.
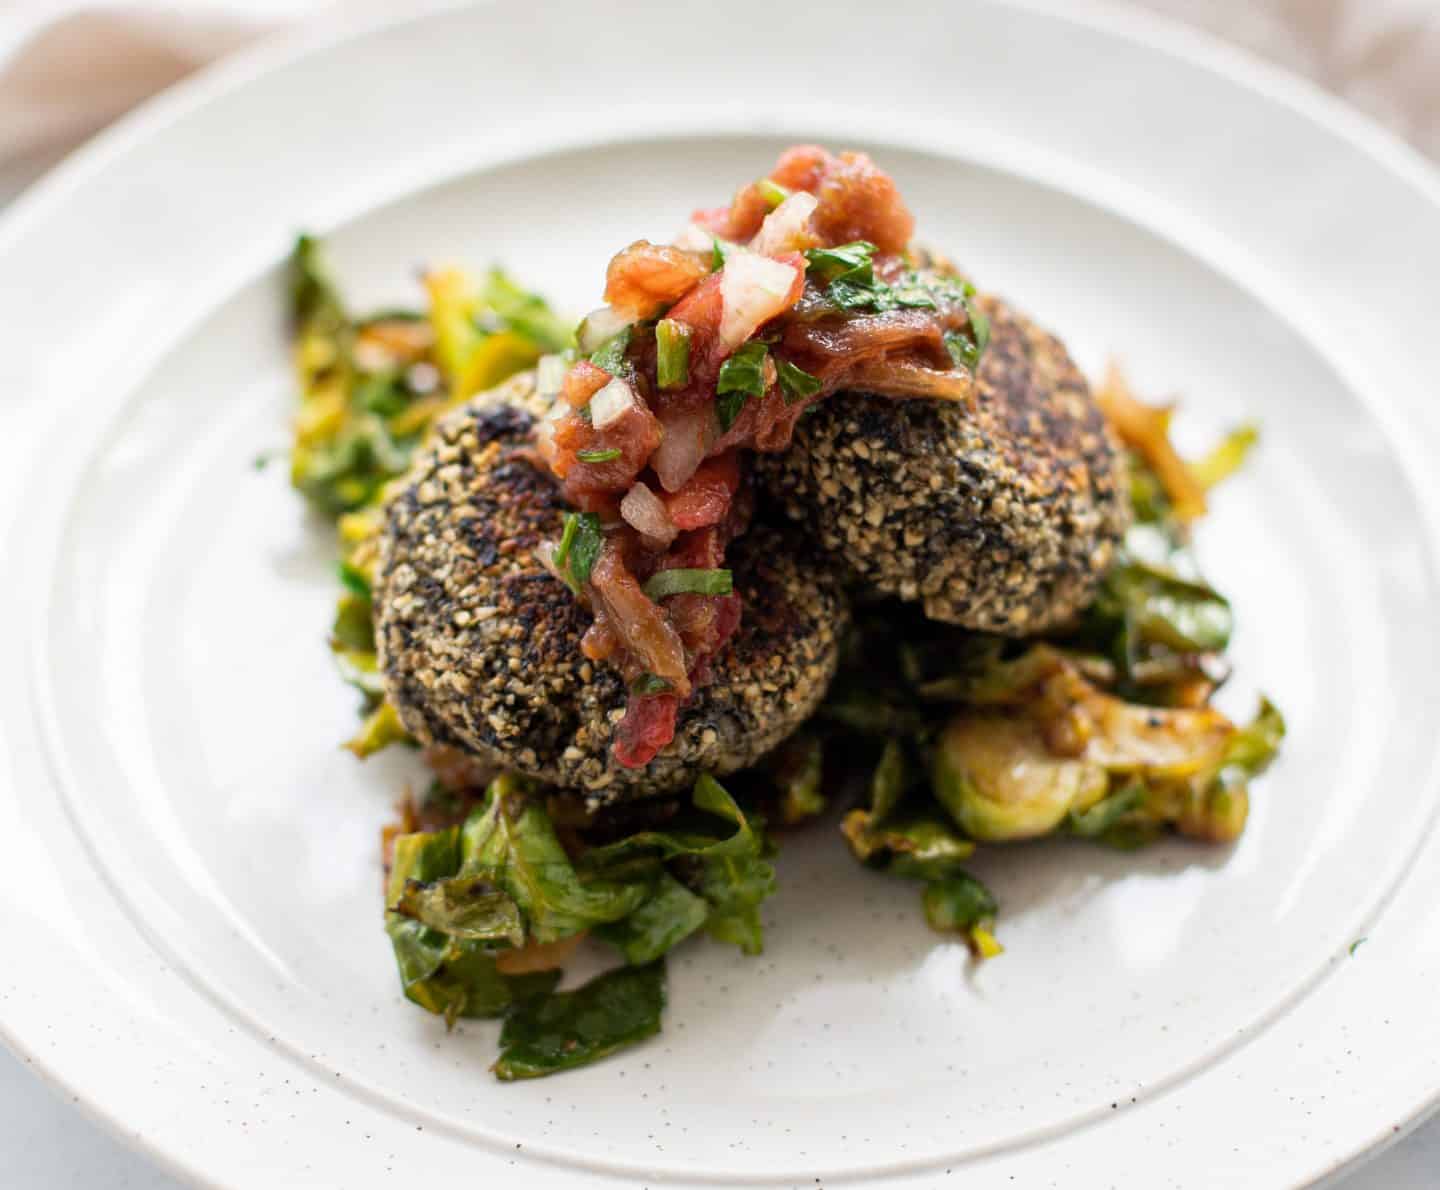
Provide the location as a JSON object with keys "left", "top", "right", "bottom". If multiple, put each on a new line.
{"left": 717, "top": 341, "right": 770, "bottom": 398}
{"left": 1349, "top": 937, "right": 1367, "bottom": 957}
{"left": 655, "top": 319, "right": 692, "bottom": 390}
{"left": 716, "top": 341, "right": 769, "bottom": 430}
{"left": 776, "top": 359, "right": 822, "bottom": 404}
{"left": 642, "top": 568, "right": 734, "bottom": 600}
{"left": 554, "top": 512, "right": 604, "bottom": 591}
{"left": 804, "top": 240, "right": 876, "bottom": 285}
{"left": 944, "top": 329, "right": 980, "bottom": 371}
{"left": 970, "top": 303, "right": 991, "bottom": 360}
{"left": 630, "top": 673, "right": 673, "bottom": 696}
{"left": 566, "top": 512, "right": 605, "bottom": 588}
{"left": 588, "top": 326, "right": 632, "bottom": 376}
{"left": 755, "top": 178, "right": 791, "bottom": 209}
{"left": 576, "top": 448, "right": 622, "bottom": 463}
{"left": 710, "top": 238, "right": 726, "bottom": 273}
{"left": 552, "top": 513, "right": 579, "bottom": 572}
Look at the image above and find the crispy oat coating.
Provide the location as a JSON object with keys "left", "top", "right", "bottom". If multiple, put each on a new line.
{"left": 757, "top": 293, "right": 1128, "bottom": 633}
{"left": 375, "top": 373, "right": 849, "bottom": 802}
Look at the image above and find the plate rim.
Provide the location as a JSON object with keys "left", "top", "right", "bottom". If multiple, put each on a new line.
{"left": 4, "top": 1, "right": 1440, "bottom": 1186}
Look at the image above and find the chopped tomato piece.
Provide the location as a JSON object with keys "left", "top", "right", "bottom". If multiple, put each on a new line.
{"left": 563, "top": 360, "right": 611, "bottom": 407}
{"left": 613, "top": 693, "right": 680, "bottom": 769}
{"left": 604, "top": 240, "right": 709, "bottom": 319}
{"left": 550, "top": 403, "right": 662, "bottom": 497}
{"left": 662, "top": 452, "right": 741, "bottom": 531}
{"left": 725, "top": 183, "right": 770, "bottom": 242}
{"left": 812, "top": 151, "right": 914, "bottom": 254}
{"left": 769, "top": 144, "right": 832, "bottom": 194}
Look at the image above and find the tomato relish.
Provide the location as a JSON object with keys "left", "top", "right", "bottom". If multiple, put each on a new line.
{"left": 533, "top": 146, "right": 989, "bottom": 768}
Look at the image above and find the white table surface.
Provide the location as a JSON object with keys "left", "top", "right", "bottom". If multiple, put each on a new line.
{"left": 4, "top": 9, "right": 1440, "bottom": 1182}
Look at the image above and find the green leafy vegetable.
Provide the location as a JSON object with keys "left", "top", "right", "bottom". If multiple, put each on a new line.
{"left": 594, "top": 874, "right": 710, "bottom": 965}
{"left": 716, "top": 341, "right": 770, "bottom": 430}
{"left": 459, "top": 775, "right": 649, "bottom": 943}
{"left": 576, "top": 448, "right": 622, "bottom": 463}
{"left": 554, "top": 511, "right": 605, "bottom": 590}
{"left": 493, "top": 962, "right": 666, "bottom": 1081}
{"left": 642, "top": 568, "right": 733, "bottom": 600}
{"left": 717, "top": 341, "right": 770, "bottom": 397}
{"left": 777, "top": 359, "right": 822, "bottom": 404}
{"left": 392, "top": 876, "right": 525, "bottom": 948}
{"left": 923, "top": 875, "right": 1003, "bottom": 956}
{"left": 588, "top": 326, "right": 633, "bottom": 376}
{"left": 804, "top": 240, "right": 876, "bottom": 285}
{"left": 384, "top": 827, "right": 558, "bottom": 1022}
{"left": 922, "top": 873, "right": 998, "bottom": 934}
{"left": 655, "top": 319, "right": 692, "bottom": 390}
{"left": 766, "top": 732, "right": 826, "bottom": 825}
{"left": 841, "top": 811, "right": 976, "bottom": 881}
{"left": 581, "top": 775, "right": 776, "bottom": 956}
{"left": 335, "top": 560, "right": 372, "bottom": 599}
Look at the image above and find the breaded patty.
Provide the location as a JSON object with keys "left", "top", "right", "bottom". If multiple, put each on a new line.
{"left": 374, "top": 373, "right": 850, "bottom": 802}
{"left": 756, "top": 293, "right": 1128, "bottom": 634}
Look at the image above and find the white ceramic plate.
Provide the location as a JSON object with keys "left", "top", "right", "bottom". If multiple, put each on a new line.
{"left": 4, "top": 1, "right": 1440, "bottom": 1185}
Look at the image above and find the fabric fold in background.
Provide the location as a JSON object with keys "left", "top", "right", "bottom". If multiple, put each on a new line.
{"left": 3, "top": 0, "right": 1439, "bottom": 203}
{"left": 2, "top": 0, "right": 1439, "bottom": 200}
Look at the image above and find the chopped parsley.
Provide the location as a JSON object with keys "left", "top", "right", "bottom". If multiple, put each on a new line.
{"left": 576, "top": 448, "right": 622, "bottom": 463}
{"left": 588, "top": 326, "right": 632, "bottom": 376}
{"left": 776, "top": 359, "right": 822, "bottom": 404}
{"left": 642, "top": 568, "right": 734, "bottom": 600}
{"left": 553, "top": 511, "right": 605, "bottom": 591}
{"left": 716, "top": 342, "right": 770, "bottom": 430}
{"left": 804, "top": 240, "right": 876, "bottom": 286}
{"left": 631, "top": 673, "right": 673, "bottom": 696}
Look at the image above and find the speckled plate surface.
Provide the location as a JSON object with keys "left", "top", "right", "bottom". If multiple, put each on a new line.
{"left": 3, "top": 1, "right": 1440, "bottom": 1186}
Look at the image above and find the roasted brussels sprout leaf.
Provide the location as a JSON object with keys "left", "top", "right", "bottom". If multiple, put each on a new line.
{"left": 923, "top": 875, "right": 1003, "bottom": 957}
{"left": 493, "top": 962, "right": 667, "bottom": 1081}
{"left": 765, "top": 732, "right": 827, "bottom": 825}
{"left": 384, "top": 827, "right": 559, "bottom": 1022}
{"left": 594, "top": 872, "right": 710, "bottom": 965}
{"left": 459, "top": 775, "right": 650, "bottom": 943}
{"left": 841, "top": 811, "right": 975, "bottom": 881}
{"left": 578, "top": 776, "right": 776, "bottom": 956}
{"left": 383, "top": 776, "right": 777, "bottom": 1075}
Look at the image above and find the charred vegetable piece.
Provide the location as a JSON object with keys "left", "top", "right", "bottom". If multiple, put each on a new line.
{"left": 933, "top": 714, "right": 1109, "bottom": 842}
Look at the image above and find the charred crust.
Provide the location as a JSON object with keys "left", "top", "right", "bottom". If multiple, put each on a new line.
{"left": 756, "top": 292, "right": 1129, "bottom": 633}
{"left": 375, "top": 372, "right": 850, "bottom": 803}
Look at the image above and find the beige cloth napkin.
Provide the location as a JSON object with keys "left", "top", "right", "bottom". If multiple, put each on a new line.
{"left": 2, "top": 0, "right": 1439, "bottom": 197}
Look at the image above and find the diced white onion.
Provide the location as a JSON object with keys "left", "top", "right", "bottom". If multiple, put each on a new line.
{"left": 620, "top": 482, "right": 678, "bottom": 547}
{"left": 536, "top": 353, "right": 569, "bottom": 396}
{"left": 652, "top": 404, "right": 715, "bottom": 491}
{"left": 750, "top": 191, "right": 818, "bottom": 257}
{"left": 717, "top": 249, "right": 801, "bottom": 351}
{"left": 589, "top": 377, "right": 636, "bottom": 429}
{"left": 673, "top": 222, "right": 717, "bottom": 252}
{"left": 576, "top": 305, "right": 632, "bottom": 353}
